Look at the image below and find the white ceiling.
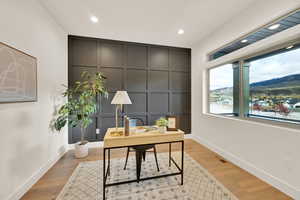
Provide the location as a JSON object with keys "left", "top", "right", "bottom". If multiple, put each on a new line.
{"left": 40, "top": 0, "right": 258, "bottom": 48}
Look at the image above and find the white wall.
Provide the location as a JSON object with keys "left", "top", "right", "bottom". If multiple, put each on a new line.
{"left": 191, "top": 0, "right": 300, "bottom": 199}
{"left": 0, "top": 0, "right": 68, "bottom": 199}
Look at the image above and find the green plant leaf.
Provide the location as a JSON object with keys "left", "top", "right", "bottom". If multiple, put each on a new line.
{"left": 52, "top": 71, "right": 108, "bottom": 139}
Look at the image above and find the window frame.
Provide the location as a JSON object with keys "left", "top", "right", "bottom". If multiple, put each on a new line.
{"left": 207, "top": 8, "right": 300, "bottom": 61}
{"left": 208, "top": 63, "right": 239, "bottom": 116}
{"left": 207, "top": 38, "right": 300, "bottom": 129}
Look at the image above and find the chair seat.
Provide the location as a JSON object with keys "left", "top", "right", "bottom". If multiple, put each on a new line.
{"left": 132, "top": 144, "right": 155, "bottom": 151}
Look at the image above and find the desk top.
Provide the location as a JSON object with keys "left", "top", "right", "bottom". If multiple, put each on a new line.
{"left": 103, "top": 127, "right": 184, "bottom": 148}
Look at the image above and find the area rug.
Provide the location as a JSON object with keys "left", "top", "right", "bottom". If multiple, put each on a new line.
{"left": 56, "top": 152, "right": 238, "bottom": 200}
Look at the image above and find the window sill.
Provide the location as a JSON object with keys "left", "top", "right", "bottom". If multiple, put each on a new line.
{"left": 203, "top": 112, "right": 300, "bottom": 132}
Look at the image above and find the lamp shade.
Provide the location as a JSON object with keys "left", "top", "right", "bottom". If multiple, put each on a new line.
{"left": 111, "top": 91, "right": 132, "bottom": 105}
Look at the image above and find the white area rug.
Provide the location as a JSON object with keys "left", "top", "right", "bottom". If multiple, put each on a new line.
{"left": 56, "top": 152, "right": 238, "bottom": 200}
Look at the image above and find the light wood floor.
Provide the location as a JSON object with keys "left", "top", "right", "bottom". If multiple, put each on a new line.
{"left": 21, "top": 139, "right": 292, "bottom": 200}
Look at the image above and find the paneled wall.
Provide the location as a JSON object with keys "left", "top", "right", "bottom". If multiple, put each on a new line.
{"left": 68, "top": 36, "right": 191, "bottom": 143}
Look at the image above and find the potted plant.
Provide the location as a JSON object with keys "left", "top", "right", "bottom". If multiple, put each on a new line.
{"left": 155, "top": 117, "right": 168, "bottom": 133}
{"left": 53, "top": 71, "right": 107, "bottom": 158}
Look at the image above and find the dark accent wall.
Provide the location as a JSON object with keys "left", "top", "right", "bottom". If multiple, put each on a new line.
{"left": 68, "top": 35, "right": 191, "bottom": 144}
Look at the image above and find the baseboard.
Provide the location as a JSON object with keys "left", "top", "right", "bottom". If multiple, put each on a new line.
{"left": 7, "top": 145, "right": 68, "bottom": 200}
{"left": 68, "top": 141, "right": 103, "bottom": 150}
{"left": 189, "top": 134, "right": 300, "bottom": 199}
{"left": 184, "top": 134, "right": 194, "bottom": 139}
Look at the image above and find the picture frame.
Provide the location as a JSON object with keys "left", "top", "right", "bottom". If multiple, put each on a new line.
{"left": 166, "top": 115, "right": 178, "bottom": 131}
{"left": 0, "top": 42, "right": 37, "bottom": 103}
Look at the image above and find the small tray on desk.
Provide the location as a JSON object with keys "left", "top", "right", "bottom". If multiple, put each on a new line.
{"left": 110, "top": 130, "right": 124, "bottom": 137}
{"left": 135, "top": 126, "right": 158, "bottom": 133}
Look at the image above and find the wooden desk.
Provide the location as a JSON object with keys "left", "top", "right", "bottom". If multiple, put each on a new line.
{"left": 102, "top": 127, "right": 185, "bottom": 200}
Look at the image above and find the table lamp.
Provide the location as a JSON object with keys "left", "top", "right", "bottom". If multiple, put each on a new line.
{"left": 111, "top": 91, "right": 132, "bottom": 132}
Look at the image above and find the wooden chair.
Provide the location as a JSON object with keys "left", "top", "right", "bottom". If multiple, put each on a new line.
{"left": 123, "top": 118, "right": 160, "bottom": 173}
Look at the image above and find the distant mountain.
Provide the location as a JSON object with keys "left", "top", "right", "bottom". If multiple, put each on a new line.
{"left": 250, "top": 74, "right": 300, "bottom": 88}
{"left": 250, "top": 74, "right": 300, "bottom": 95}
{"left": 211, "top": 74, "right": 300, "bottom": 96}
{"left": 212, "top": 87, "right": 232, "bottom": 93}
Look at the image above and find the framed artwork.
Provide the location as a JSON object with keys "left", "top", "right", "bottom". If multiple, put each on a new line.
{"left": 0, "top": 42, "right": 37, "bottom": 103}
{"left": 166, "top": 115, "right": 178, "bottom": 131}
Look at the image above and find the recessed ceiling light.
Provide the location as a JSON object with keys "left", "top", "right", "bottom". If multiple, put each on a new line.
{"left": 268, "top": 24, "right": 280, "bottom": 30}
{"left": 90, "top": 16, "right": 99, "bottom": 23}
{"left": 286, "top": 45, "right": 294, "bottom": 49}
{"left": 178, "top": 29, "right": 184, "bottom": 35}
{"left": 241, "top": 39, "right": 248, "bottom": 43}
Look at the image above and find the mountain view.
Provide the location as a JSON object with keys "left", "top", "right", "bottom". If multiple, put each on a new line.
{"left": 212, "top": 73, "right": 300, "bottom": 95}
{"left": 210, "top": 73, "right": 300, "bottom": 119}
{"left": 212, "top": 74, "right": 300, "bottom": 94}
{"left": 250, "top": 74, "right": 300, "bottom": 96}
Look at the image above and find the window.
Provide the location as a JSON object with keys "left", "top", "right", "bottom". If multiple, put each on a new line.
{"left": 247, "top": 46, "right": 300, "bottom": 122}
{"left": 209, "top": 64, "right": 234, "bottom": 115}
{"left": 208, "top": 40, "right": 300, "bottom": 125}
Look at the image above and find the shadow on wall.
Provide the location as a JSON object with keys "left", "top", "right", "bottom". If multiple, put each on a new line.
{"left": 49, "top": 86, "right": 66, "bottom": 133}
{"left": 48, "top": 86, "right": 68, "bottom": 157}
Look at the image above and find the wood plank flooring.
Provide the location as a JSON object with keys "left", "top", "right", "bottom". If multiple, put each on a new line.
{"left": 21, "top": 139, "right": 292, "bottom": 200}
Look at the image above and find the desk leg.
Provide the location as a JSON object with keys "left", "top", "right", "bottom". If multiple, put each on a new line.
{"left": 135, "top": 151, "right": 142, "bottom": 183}
{"left": 181, "top": 141, "right": 184, "bottom": 185}
{"left": 108, "top": 149, "right": 110, "bottom": 176}
{"left": 169, "top": 143, "right": 172, "bottom": 167}
{"left": 103, "top": 148, "right": 106, "bottom": 200}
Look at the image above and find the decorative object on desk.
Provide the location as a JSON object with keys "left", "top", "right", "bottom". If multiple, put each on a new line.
{"left": 134, "top": 126, "right": 147, "bottom": 133}
{"left": 129, "top": 118, "right": 137, "bottom": 127}
{"left": 155, "top": 117, "right": 168, "bottom": 133}
{"left": 129, "top": 117, "right": 145, "bottom": 133}
{"left": 0, "top": 42, "right": 37, "bottom": 103}
{"left": 56, "top": 152, "right": 238, "bottom": 200}
{"left": 52, "top": 71, "right": 107, "bottom": 158}
{"left": 111, "top": 91, "right": 132, "bottom": 134}
{"left": 110, "top": 131, "right": 123, "bottom": 137}
{"left": 124, "top": 116, "right": 130, "bottom": 136}
{"left": 166, "top": 115, "right": 178, "bottom": 131}
{"left": 146, "top": 126, "right": 158, "bottom": 132}
{"left": 128, "top": 118, "right": 137, "bottom": 133}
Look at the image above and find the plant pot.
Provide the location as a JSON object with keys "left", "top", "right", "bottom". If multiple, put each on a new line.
{"left": 75, "top": 141, "right": 89, "bottom": 158}
{"left": 158, "top": 126, "right": 166, "bottom": 133}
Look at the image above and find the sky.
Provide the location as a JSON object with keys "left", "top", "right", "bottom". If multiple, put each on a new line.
{"left": 210, "top": 64, "right": 233, "bottom": 90}
{"left": 250, "top": 47, "right": 300, "bottom": 83}
{"left": 210, "top": 47, "right": 300, "bottom": 90}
